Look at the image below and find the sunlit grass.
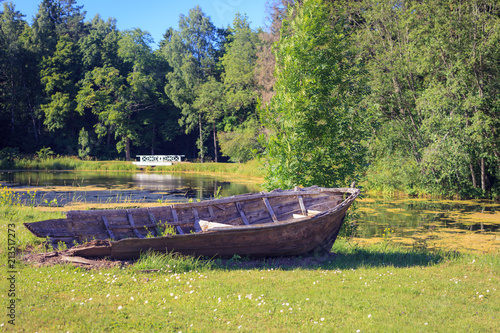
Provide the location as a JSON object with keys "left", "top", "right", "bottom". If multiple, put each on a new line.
{"left": 1, "top": 188, "right": 499, "bottom": 331}
{"left": 157, "top": 159, "right": 265, "bottom": 179}
{"left": 2, "top": 240, "right": 498, "bottom": 332}
{"left": 7, "top": 156, "right": 265, "bottom": 180}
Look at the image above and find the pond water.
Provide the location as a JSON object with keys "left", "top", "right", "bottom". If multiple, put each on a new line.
{"left": 357, "top": 196, "right": 500, "bottom": 235}
{"left": 0, "top": 170, "right": 261, "bottom": 200}
{"left": 354, "top": 196, "right": 499, "bottom": 253}
{"left": 2, "top": 171, "right": 498, "bottom": 253}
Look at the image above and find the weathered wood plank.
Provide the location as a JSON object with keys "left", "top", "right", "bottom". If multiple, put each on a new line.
{"left": 60, "top": 255, "right": 102, "bottom": 265}
{"left": 263, "top": 197, "right": 278, "bottom": 223}
{"left": 297, "top": 195, "right": 307, "bottom": 216}
{"left": 147, "top": 209, "right": 158, "bottom": 236}
{"left": 208, "top": 205, "right": 215, "bottom": 218}
{"left": 166, "top": 188, "right": 340, "bottom": 209}
{"left": 102, "top": 216, "right": 116, "bottom": 239}
{"left": 213, "top": 204, "right": 226, "bottom": 211}
{"left": 147, "top": 209, "right": 156, "bottom": 224}
{"left": 171, "top": 207, "right": 184, "bottom": 235}
{"left": 236, "top": 202, "right": 250, "bottom": 225}
{"left": 193, "top": 207, "right": 202, "bottom": 232}
{"left": 109, "top": 223, "right": 157, "bottom": 230}
{"left": 127, "top": 210, "right": 145, "bottom": 239}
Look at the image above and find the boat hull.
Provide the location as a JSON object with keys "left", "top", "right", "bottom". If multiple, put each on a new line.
{"left": 109, "top": 204, "right": 350, "bottom": 259}
{"left": 25, "top": 187, "right": 359, "bottom": 259}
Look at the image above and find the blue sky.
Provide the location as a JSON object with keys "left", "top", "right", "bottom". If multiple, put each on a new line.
{"left": 10, "top": 0, "right": 269, "bottom": 48}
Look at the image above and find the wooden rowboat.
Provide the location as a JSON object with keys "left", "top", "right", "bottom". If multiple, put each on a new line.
{"left": 24, "top": 186, "right": 360, "bottom": 259}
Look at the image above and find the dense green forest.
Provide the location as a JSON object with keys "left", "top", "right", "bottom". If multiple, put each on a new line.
{"left": 1, "top": 0, "right": 499, "bottom": 198}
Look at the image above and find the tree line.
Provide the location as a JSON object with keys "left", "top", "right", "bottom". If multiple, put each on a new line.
{"left": 1, "top": 0, "right": 499, "bottom": 198}
{"left": 263, "top": 0, "right": 500, "bottom": 198}
{"left": 0, "top": 0, "right": 263, "bottom": 163}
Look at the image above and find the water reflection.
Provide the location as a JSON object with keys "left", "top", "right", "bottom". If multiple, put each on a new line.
{"left": 0, "top": 170, "right": 133, "bottom": 188}
{"left": 0, "top": 171, "right": 261, "bottom": 201}
{"left": 131, "top": 173, "right": 258, "bottom": 200}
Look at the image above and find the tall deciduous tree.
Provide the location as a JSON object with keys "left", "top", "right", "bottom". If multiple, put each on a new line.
{"left": 221, "top": 13, "right": 260, "bottom": 128}
{"left": 30, "top": 0, "right": 87, "bottom": 153}
{"left": 162, "top": 6, "right": 221, "bottom": 162}
{"left": 77, "top": 28, "right": 158, "bottom": 161}
{"left": 193, "top": 77, "right": 224, "bottom": 162}
{"left": 356, "top": 0, "right": 500, "bottom": 197}
{"left": 261, "top": 0, "right": 367, "bottom": 189}
{"left": 0, "top": 2, "right": 32, "bottom": 145}
{"left": 40, "top": 35, "right": 82, "bottom": 135}
{"left": 79, "top": 14, "right": 119, "bottom": 71}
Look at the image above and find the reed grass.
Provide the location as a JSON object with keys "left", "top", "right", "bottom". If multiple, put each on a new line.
{"left": 11, "top": 156, "right": 137, "bottom": 171}
{"left": 157, "top": 159, "right": 264, "bottom": 178}
{"left": 7, "top": 156, "right": 265, "bottom": 179}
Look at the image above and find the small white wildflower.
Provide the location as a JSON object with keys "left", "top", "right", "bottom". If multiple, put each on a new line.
{"left": 368, "top": 314, "right": 371, "bottom": 318}
{"left": 130, "top": 297, "right": 134, "bottom": 300}
{"left": 145, "top": 300, "right": 148, "bottom": 304}
{"left": 118, "top": 306, "right": 122, "bottom": 310}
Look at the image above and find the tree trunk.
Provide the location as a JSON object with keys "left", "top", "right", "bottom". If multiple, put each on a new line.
{"left": 125, "top": 137, "right": 131, "bottom": 161}
{"left": 23, "top": 80, "right": 38, "bottom": 143}
{"left": 10, "top": 71, "right": 15, "bottom": 135}
{"left": 151, "top": 124, "right": 156, "bottom": 155}
{"left": 199, "top": 113, "right": 204, "bottom": 163}
{"left": 213, "top": 123, "right": 218, "bottom": 163}
{"left": 469, "top": 163, "right": 477, "bottom": 188}
{"left": 480, "top": 157, "right": 488, "bottom": 192}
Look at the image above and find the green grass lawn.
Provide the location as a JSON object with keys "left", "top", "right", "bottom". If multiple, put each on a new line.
{"left": 1, "top": 201, "right": 499, "bottom": 332}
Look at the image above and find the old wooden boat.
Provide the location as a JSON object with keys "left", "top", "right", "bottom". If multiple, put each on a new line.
{"left": 24, "top": 186, "right": 360, "bottom": 259}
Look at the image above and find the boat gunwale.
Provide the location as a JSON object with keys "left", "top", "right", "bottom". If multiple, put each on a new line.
{"left": 110, "top": 187, "right": 360, "bottom": 244}
{"left": 64, "top": 187, "right": 359, "bottom": 215}
{"left": 171, "top": 187, "right": 358, "bottom": 208}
